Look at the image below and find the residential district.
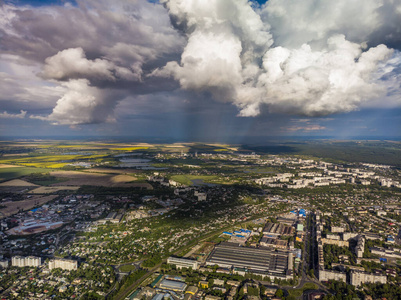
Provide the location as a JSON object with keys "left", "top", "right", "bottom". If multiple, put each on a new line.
{"left": 1, "top": 147, "right": 401, "bottom": 300}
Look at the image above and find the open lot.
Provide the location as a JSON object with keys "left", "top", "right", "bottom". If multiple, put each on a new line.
{"left": 0, "top": 194, "right": 58, "bottom": 218}
{"left": 0, "top": 164, "right": 23, "bottom": 168}
{"left": 85, "top": 168, "right": 140, "bottom": 174}
{"left": 0, "top": 179, "right": 38, "bottom": 187}
{"left": 49, "top": 171, "right": 152, "bottom": 188}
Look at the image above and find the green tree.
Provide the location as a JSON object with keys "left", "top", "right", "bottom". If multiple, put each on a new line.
{"left": 275, "top": 288, "right": 284, "bottom": 298}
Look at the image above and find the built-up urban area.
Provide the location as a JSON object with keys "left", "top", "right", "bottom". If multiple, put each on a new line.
{"left": 0, "top": 141, "right": 401, "bottom": 300}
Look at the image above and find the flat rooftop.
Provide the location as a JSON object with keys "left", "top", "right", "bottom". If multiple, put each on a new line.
{"left": 206, "top": 242, "right": 290, "bottom": 275}
{"left": 159, "top": 279, "right": 187, "bottom": 292}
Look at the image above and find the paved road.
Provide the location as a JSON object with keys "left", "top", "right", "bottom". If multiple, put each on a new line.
{"left": 290, "top": 213, "right": 330, "bottom": 299}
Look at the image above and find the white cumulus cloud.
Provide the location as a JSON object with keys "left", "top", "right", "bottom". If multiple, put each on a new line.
{"left": 41, "top": 47, "right": 141, "bottom": 81}
{"left": 254, "top": 36, "right": 393, "bottom": 116}
{"left": 31, "top": 79, "right": 123, "bottom": 125}
{"left": 154, "top": 0, "right": 272, "bottom": 102}
{"left": 156, "top": 0, "right": 401, "bottom": 117}
{"left": 0, "top": 110, "right": 26, "bottom": 119}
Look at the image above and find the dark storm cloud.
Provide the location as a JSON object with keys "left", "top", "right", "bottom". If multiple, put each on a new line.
{"left": 1, "top": 1, "right": 183, "bottom": 62}
{"left": 0, "top": 0, "right": 185, "bottom": 124}
{"left": 367, "top": 0, "right": 401, "bottom": 50}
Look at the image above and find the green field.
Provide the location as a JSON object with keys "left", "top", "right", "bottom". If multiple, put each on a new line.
{"left": 0, "top": 167, "right": 51, "bottom": 182}
{"left": 119, "top": 265, "right": 137, "bottom": 273}
{"left": 25, "top": 173, "right": 68, "bottom": 186}
{"left": 170, "top": 174, "right": 218, "bottom": 186}
{"left": 287, "top": 282, "right": 318, "bottom": 298}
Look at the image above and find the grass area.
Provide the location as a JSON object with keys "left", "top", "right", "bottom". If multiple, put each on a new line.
{"left": 169, "top": 158, "right": 206, "bottom": 165}
{"left": 287, "top": 282, "right": 318, "bottom": 298}
{"left": 119, "top": 265, "right": 137, "bottom": 272}
{"left": 170, "top": 174, "right": 218, "bottom": 186}
{"left": 241, "top": 196, "right": 260, "bottom": 204}
{"left": 113, "top": 147, "right": 149, "bottom": 151}
{"left": 24, "top": 173, "right": 68, "bottom": 186}
{"left": 242, "top": 167, "right": 276, "bottom": 173}
{"left": 0, "top": 154, "right": 109, "bottom": 166}
{"left": 207, "top": 234, "right": 231, "bottom": 244}
{"left": 0, "top": 167, "right": 50, "bottom": 182}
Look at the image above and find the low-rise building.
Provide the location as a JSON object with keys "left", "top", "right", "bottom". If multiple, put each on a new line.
{"left": 194, "top": 191, "right": 207, "bottom": 201}
{"left": 260, "top": 237, "right": 288, "bottom": 249}
{"left": 206, "top": 242, "right": 293, "bottom": 280}
{"left": 330, "top": 226, "right": 346, "bottom": 233}
{"left": 0, "top": 259, "right": 9, "bottom": 268}
{"left": 199, "top": 281, "right": 209, "bottom": 289}
{"left": 167, "top": 257, "right": 199, "bottom": 270}
{"left": 185, "top": 286, "right": 198, "bottom": 296}
{"left": 159, "top": 279, "right": 187, "bottom": 293}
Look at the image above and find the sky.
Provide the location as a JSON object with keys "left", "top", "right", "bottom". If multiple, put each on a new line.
{"left": 0, "top": 0, "right": 401, "bottom": 142}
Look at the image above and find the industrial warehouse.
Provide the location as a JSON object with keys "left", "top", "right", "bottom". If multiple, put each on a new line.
{"left": 262, "top": 222, "right": 294, "bottom": 236}
{"left": 167, "top": 257, "right": 199, "bottom": 270}
{"left": 205, "top": 242, "right": 293, "bottom": 280}
{"left": 158, "top": 278, "right": 187, "bottom": 293}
